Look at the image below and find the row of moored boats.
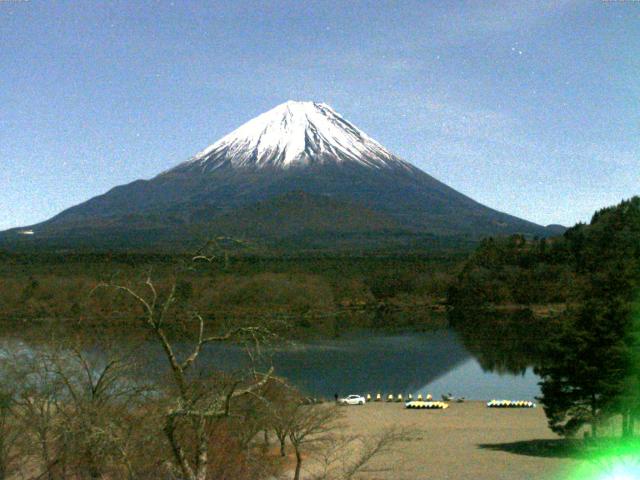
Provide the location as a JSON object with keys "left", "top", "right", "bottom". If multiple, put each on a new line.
{"left": 362, "top": 394, "right": 536, "bottom": 410}
{"left": 486, "top": 399, "right": 536, "bottom": 408}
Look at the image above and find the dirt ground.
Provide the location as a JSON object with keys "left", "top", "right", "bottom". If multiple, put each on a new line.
{"left": 312, "top": 401, "right": 583, "bottom": 480}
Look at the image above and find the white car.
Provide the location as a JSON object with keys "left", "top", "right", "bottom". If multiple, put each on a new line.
{"left": 339, "top": 394, "right": 366, "bottom": 405}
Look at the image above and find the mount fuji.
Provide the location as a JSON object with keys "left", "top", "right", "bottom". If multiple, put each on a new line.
{"left": 1, "top": 101, "right": 559, "bottom": 252}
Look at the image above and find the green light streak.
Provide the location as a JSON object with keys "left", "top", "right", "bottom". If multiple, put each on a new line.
{"left": 566, "top": 441, "right": 640, "bottom": 480}
{"left": 564, "top": 299, "right": 640, "bottom": 480}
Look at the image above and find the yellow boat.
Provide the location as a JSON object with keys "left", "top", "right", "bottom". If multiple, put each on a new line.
{"left": 405, "top": 400, "right": 449, "bottom": 409}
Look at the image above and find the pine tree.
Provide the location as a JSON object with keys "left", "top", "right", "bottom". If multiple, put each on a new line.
{"left": 536, "top": 197, "right": 640, "bottom": 438}
{"left": 536, "top": 303, "right": 627, "bottom": 437}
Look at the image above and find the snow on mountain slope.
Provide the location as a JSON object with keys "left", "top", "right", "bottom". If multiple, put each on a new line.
{"left": 0, "top": 100, "right": 558, "bottom": 251}
{"left": 180, "top": 101, "right": 413, "bottom": 171}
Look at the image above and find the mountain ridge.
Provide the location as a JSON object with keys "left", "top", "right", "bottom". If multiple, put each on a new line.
{"left": 0, "top": 101, "right": 562, "bottom": 252}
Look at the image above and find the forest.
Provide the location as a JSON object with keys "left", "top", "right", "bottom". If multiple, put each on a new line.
{"left": 0, "top": 251, "right": 463, "bottom": 337}
{"left": 451, "top": 197, "right": 640, "bottom": 440}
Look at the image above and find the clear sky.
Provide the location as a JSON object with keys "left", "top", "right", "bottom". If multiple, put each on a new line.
{"left": 1, "top": 0, "right": 638, "bottom": 230}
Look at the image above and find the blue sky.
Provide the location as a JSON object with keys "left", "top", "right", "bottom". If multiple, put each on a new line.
{"left": 1, "top": 0, "right": 638, "bottom": 230}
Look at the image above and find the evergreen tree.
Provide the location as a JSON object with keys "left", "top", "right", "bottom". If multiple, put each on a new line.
{"left": 536, "top": 304, "right": 628, "bottom": 437}
{"left": 536, "top": 197, "right": 640, "bottom": 438}
{"left": 618, "top": 300, "right": 640, "bottom": 437}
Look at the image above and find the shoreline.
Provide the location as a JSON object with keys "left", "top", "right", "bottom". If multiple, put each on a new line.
{"left": 324, "top": 401, "right": 581, "bottom": 479}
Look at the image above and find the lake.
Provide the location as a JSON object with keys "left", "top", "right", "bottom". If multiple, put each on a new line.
{"left": 249, "top": 329, "right": 541, "bottom": 400}
{"left": 0, "top": 325, "right": 542, "bottom": 401}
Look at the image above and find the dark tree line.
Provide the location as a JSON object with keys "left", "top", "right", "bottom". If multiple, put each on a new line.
{"left": 535, "top": 197, "right": 640, "bottom": 438}
{"left": 448, "top": 197, "right": 640, "bottom": 436}
{"left": 447, "top": 233, "right": 579, "bottom": 308}
{"left": 450, "top": 196, "right": 640, "bottom": 438}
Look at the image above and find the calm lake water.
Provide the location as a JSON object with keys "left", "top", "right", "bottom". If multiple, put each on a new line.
{"left": 1, "top": 327, "right": 541, "bottom": 401}
{"left": 255, "top": 329, "right": 541, "bottom": 400}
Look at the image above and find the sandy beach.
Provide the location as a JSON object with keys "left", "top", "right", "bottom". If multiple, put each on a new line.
{"left": 324, "top": 401, "right": 582, "bottom": 480}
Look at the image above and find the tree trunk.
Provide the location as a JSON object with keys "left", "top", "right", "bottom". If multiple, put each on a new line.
{"left": 0, "top": 439, "right": 6, "bottom": 480}
{"left": 87, "top": 464, "right": 102, "bottom": 479}
{"left": 293, "top": 448, "right": 302, "bottom": 480}
{"left": 84, "top": 448, "right": 102, "bottom": 480}
{"left": 39, "top": 433, "right": 55, "bottom": 480}
{"left": 263, "top": 429, "right": 269, "bottom": 446}
{"left": 591, "top": 394, "right": 598, "bottom": 438}
{"left": 622, "top": 412, "right": 630, "bottom": 438}
{"left": 279, "top": 436, "right": 286, "bottom": 457}
{"left": 164, "top": 416, "right": 196, "bottom": 480}
{"left": 195, "top": 418, "right": 209, "bottom": 480}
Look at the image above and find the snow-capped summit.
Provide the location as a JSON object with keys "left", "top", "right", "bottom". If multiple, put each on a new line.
{"left": 1, "top": 100, "right": 557, "bottom": 251}
{"left": 181, "top": 101, "right": 411, "bottom": 171}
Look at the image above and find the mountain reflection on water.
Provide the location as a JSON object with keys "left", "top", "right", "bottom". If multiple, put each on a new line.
{"left": 269, "top": 330, "right": 470, "bottom": 397}
{"left": 265, "top": 324, "right": 544, "bottom": 400}
{"left": 265, "top": 309, "right": 553, "bottom": 399}
{"left": 450, "top": 308, "right": 558, "bottom": 375}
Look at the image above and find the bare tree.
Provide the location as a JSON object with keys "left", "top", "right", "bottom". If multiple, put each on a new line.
{"left": 288, "top": 403, "right": 343, "bottom": 480}
{"left": 2, "top": 343, "right": 152, "bottom": 480}
{"left": 50, "top": 345, "right": 151, "bottom": 480}
{"left": 0, "top": 384, "right": 19, "bottom": 480}
{"left": 263, "top": 379, "right": 300, "bottom": 457}
{"left": 10, "top": 350, "right": 63, "bottom": 480}
{"left": 92, "top": 269, "right": 277, "bottom": 480}
{"left": 192, "top": 236, "right": 252, "bottom": 270}
{"left": 310, "top": 428, "right": 417, "bottom": 480}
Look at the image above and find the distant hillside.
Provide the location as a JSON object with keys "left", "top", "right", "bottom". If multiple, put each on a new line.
{"left": 448, "top": 196, "right": 640, "bottom": 309}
